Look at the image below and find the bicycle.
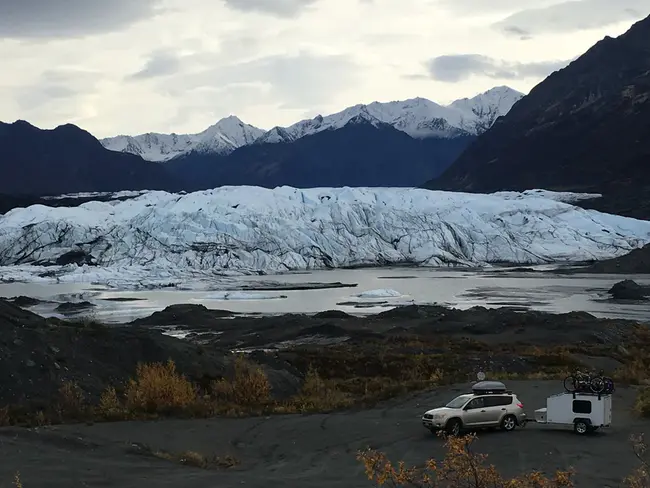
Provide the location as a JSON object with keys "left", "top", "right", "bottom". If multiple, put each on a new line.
{"left": 563, "top": 369, "right": 611, "bottom": 394}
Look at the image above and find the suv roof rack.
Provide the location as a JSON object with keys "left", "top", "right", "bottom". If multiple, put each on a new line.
{"left": 472, "top": 381, "right": 509, "bottom": 395}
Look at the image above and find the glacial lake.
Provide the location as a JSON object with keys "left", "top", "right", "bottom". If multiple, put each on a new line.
{"left": 2, "top": 267, "right": 650, "bottom": 324}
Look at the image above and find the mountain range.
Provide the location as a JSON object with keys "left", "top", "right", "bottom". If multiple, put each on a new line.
{"left": 425, "top": 14, "right": 650, "bottom": 220}
{"left": 100, "top": 86, "right": 523, "bottom": 162}
{"left": 0, "top": 86, "right": 522, "bottom": 197}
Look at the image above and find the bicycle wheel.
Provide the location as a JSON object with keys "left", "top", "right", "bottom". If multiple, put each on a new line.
{"left": 563, "top": 375, "right": 577, "bottom": 392}
{"left": 590, "top": 376, "right": 605, "bottom": 393}
{"left": 603, "top": 377, "right": 615, "bottom": 394}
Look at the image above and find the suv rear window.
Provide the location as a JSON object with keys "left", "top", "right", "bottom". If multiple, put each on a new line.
{"left": 483, "top": 395, "right": 513, "bottom": 407}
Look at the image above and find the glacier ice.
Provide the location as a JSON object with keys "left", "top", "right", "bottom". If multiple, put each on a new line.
{"left": 0, "top": 186, "right": 649, "bottom": 285}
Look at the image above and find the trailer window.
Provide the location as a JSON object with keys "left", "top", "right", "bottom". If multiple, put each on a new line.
{"left": 572, "top": 400, "right": 592, "bottom": 414}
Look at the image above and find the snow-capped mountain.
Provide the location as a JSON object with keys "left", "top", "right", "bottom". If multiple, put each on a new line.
{"left": 449, "top": 86, "right": 525, "bottom": 134}
{"left": 100, "top": 86, "right": 523, "bottom": 161}
{"left": 259, "top": 86, "right": 522, "bottom": 144}
{"left": 101, "top": 116, "right": 265, "bottom": 162}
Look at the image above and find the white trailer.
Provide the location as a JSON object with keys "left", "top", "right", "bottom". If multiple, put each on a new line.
{"left": 532, "top": 391, "right": 612, "bottom": 435}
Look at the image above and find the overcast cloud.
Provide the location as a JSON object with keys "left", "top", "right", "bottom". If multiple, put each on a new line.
{"left": 0, "top": 0, "right": 162, "bottom": 38}
{"left": 427, "top": 55, "right": 572, "bottom": 82}
{"left": 0, "top": 0, "right": 647, "bottom": 137}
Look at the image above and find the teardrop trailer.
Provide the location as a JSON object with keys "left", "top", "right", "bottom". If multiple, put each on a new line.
{"left": 528, "top": 390, "right": 612, "bottom": 435}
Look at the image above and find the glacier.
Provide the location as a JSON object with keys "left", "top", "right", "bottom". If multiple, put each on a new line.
{"left": 0, "top": 186, "right": 649, "bottom": 286}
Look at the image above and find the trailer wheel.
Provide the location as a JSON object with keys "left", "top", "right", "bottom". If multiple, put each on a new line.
{"left": 574, "top": 420, "right": 589, "bottom": 435}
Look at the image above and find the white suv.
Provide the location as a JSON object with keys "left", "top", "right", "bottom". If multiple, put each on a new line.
{"left": 422, "top": 381, "right": 526, "bottom": 436}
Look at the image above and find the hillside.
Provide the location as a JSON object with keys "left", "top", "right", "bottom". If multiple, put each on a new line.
{"left": 166, "top": 117, "right": 475, "bottom": 189}
{"left": 424, "top": 15, "right": 650, "bottom": 219}
{"left": 0, "top": 121, "right": 176, "bottom": 196}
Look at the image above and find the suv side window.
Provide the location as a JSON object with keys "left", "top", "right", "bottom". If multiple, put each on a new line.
{"left": 465, "top": 397, "right": 485, "bottom": 410}
{"left": 483, "top": 396, "right": 512, "bottom": 407}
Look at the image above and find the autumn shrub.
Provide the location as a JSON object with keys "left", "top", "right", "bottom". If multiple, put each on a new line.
{"left": 358, "top": 432, "right": 574, "bottom": 487}
{"left": 211, "top": 355, "right": 271, "bottom": 406}
{"left": 292, "top": 366, "right": 353, "bottom": 411}
{"left": 97, "top": 386, "right": 127, "bottom": 420}
{"left": 625, "top": 434, "right": 649, "bottom": 488}
{"left": 124, "top": 359, "right": 197, "bottom": 414}
{"left": 57, "top": 381, "right": 87, "bottom": 419}
{"left": 634, "top": 388, "right": 650, "bottom": 418}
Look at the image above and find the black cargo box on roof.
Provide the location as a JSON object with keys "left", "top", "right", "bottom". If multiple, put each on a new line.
{"left": 472, "top": 381, "right": 509, "bottom": 395}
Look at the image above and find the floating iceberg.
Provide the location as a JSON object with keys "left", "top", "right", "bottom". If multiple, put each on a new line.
{"left": 0, "top": 186, "right": 649, "bottom": 283}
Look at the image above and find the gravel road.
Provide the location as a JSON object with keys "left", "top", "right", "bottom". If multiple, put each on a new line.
{"left": 1, "top": 380, "right": 647, "bottom": 488}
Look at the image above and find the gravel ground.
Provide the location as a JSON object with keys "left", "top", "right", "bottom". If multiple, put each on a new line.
{"left": 1, "top": 380, "right": 647, "bottom": 488}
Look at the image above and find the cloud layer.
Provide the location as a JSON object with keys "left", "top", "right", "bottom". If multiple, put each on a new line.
{"left": 0, "top": 0, "right": 647, "bottom": 137}
{"left": 427, "top": 55, "right": 571, "bottom": 82}
{"left": 0, "top": 0, "right": 162, "bottom": 38}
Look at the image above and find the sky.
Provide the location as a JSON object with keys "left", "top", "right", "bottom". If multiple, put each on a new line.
{"left": 0, "top": 0, "right": 648, "bottom": 138}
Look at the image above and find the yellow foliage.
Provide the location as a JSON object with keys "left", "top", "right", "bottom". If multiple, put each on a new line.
{"left": 58, "top": 381, "right": 86, "bottom": 418}
{"left": 211, "top": 355, "right": 271, "bottom": 406}
{"left": 124, "top": 359, "right": 197, "bottom": 413}
{"left": 97, "top": 386, "right": 126, "bottom": 420}
{"left": 358, "top": 432, "right": 574, "bottom": 487}
{"left": 634, "top": 388, "right": 650, "bottom": 418}
{"left": 625, "top": 434, "right": 649, "bottom": 488}
{"left": 293, "top": 365, "right": 352, "bottom": 411}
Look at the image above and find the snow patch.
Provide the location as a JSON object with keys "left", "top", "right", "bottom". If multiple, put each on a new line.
{"left": 356, "top": 289, "right": 404, "bottom": 299}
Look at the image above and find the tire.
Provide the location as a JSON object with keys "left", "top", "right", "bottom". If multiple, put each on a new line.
{"left": 500, "top": 415, "right": 517, "bottom": 432}
{"left": 603, "top": 377, "right": 615, "bottom": 394}
{"left": 563, "top": 375, "right": 577, "bottom": 392}
{"left": 574, "top": 420, "right": 589, "bottom": 435}
{"left": 590, "top": 376, "right": 605, "bottom": 393}
{"left": 445, "top": 418, "right": 462, "bottom": 437}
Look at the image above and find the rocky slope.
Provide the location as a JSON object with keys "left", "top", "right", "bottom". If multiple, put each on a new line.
{"left": 424, "top": 15, "right": 650, "bottom": 219}
{"left": 0, "top": 121, "right": 177, "bottom": 196}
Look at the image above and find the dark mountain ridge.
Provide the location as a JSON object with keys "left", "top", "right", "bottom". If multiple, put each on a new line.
{"left": 166, "top": 117, "right": 475, "bottom": 190}
{"left": 0, "top": 120, "right": 178, "bottom": 196}
{"left": 424, "top": 14, "right": 650, "bottom": 219}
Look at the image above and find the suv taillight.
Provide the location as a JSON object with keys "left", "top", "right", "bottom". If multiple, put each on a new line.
{"left": 517, "top": 402, "right": 524, "bottom": 408}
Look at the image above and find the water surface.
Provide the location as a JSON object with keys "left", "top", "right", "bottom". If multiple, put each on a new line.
{"left": 1, "top": 267, "right": 649, "bottom": 324}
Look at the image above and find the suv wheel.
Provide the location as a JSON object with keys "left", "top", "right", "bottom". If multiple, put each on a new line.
{"left": 445, "top": 418, "right": 462, "bottom": 436}
{"left": 500, "top": 415, "right": 517, "bottom": 432}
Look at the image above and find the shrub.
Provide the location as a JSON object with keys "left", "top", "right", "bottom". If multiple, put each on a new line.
{"left": 97, "top": 386, "right": 126, "bottom": 420}
{"left": 211, "top": 355, "right": 271, "bottom": 406}
{"left": 124, "top": 360, "right": 197, "bottom": 414}
{"left": 57, "top": 381, "right": 86, "bottom": 419}
{"left": 634, "top": 388, "right": 650, "bottom": 418}
{"left": 624, "top": 434, "right": 649, "bottom": 487}
{"left": 358, "top": 432, "right": 574, "bottom": 487}
{"left": 292, "top": 366, "right": 353, "bottom": 412}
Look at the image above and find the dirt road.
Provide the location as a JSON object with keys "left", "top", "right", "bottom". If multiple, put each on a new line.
{"left": 1, "top": 380, "right": 647, "bottom": 488}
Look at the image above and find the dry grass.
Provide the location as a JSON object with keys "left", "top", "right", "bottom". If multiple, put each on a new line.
{"left": 147, "top": 448, "right": 239, "bottom": 470}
